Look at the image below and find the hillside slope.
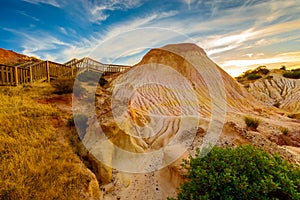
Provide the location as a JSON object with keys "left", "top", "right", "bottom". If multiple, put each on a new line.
{"left": 76, "top": 43, "right": 300, "bottom": 199}
{"left": 0, "top": 84, "right": 101, "bottom": 199}
{"left": 0, "top": 48, "right": 40, "bottom": 65}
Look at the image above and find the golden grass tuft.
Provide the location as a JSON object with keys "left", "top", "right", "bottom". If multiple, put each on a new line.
{"left": 244, "top": 116, "right": 261, "bottom": 130}
{"left": 0, "top": 84, "right": 97, "bottom": 199}
{"left": 280, "top": 127, "right": 290, "bottom": 135}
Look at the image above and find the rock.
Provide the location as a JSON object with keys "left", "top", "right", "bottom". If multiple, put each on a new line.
{"left": 79, "top": 167, "right": 101, "bottom": 200}
{"left": 277, "top": 131, "right": 300, "bottom": 147}
{"left": 79, "top": 43, "right": 300, "bottom": 199}
{"left": 247, "top": 74, "right": 300, "bottom": 113}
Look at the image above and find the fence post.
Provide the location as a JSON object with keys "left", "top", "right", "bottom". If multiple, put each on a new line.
{"left": 29, "top": 66, "right": 33, "bottom": 82}
{"left": 46, "top": 61, "right": 50, "bottom": 82}
{"left": 14, "top": 66, "right": 18, "bottom": 86}
{"left": 87, "top": 58, "right": 89, "bottom": 72}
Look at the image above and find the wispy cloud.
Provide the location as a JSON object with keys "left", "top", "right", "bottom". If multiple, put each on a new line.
{"left": 60, "top": 11, "right": 182, "bottom": 62}
{"left": 77, "top": 0, "right": 143, "bottom": 23}
{"left": 200, "top": 18, "right": 300, "bottom": 56}
{"left": 16, "top": 10, "right": 40, "bottom": 21}
{"left": 181, "top": 0, "right": 198, "bottom": 10}
{"left": 2, "top": 27, "right": 71, "bottom": 60}
{"left": 201, "top": 29, "right": 255, "bottom": 55}
{"left": 22, "top": 0, "right": 61, "bottom": 7}
{"left": 58, "top": 27, "right": 68, "bottom": 35}
{"left": 249, "top": 35, "right": 300, "bottom": 49}
{"left": 7, "top": 0, "right": 300, "bottom": 76}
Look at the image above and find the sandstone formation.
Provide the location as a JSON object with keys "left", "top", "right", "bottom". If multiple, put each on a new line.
{"left": 77, "top": 43, "right": 299, "bottom": 199}
{"left": 247, "top": 73, "right": 300, "bottom": 113}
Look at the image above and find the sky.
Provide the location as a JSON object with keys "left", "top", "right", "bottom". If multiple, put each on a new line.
{"left": 0, "top": 0, "right": 300, "bottom": 76}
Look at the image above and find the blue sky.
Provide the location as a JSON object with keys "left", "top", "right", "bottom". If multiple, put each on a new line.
{"left": 1, "top": 0, "right": 300, "bottom": 76}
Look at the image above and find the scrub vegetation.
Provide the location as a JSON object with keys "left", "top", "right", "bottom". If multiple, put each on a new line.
{"left": 0, "top": 84, "right": 94, "bottom": 200}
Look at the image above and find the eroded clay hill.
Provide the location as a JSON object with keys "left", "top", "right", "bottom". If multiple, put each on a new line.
{"left": 246, "top": 73, "right": 300, "bottom": 113}
{"left": 84, "top": 43, "right": 300, "bottom": 200}
{"left": 136, "top": 43, "right": 264, "bottom": 113}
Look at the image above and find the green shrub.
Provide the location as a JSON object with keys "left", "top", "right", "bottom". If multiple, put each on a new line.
{"left": 283, "top": 71, "right": 300, "bottom": 79}
{"left": 291, "top": 68, "right": 300, "bottom": 72}
{"left": 51, "top": 78, "right": 74, "bottom": 94}
{"left": 244, "top": 116, "right": 261, "bottom": 130}
{"left": 280, "top": 127, "right": 290, "bottom": 135}
{"left": 247, "top": 73, "right": 262, "bottom": 80}
{"left": 51, "top": 78, "right": 86, "bottom": 97}
{"left": 169, "top": 145, "right": 300, "bottom": 200}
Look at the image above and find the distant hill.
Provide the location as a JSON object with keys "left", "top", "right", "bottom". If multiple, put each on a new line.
{"left": 236, "top": 66, "right": 300, "bottom": 113}
{"left": 0, "top": 48, "right": 40, "bottom": 66}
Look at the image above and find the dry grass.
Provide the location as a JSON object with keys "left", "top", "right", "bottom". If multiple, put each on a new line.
{"left": 51, "top": 78, "right": 75, "bottom": 94}
{"left": 280, "top": 127, "right": 290, "bottom": 136}
{"left": 244, "top": 116, "right": 261, "bottom": 130}
{"left": 0, "top": 84, "right": 95, "bottom": 200}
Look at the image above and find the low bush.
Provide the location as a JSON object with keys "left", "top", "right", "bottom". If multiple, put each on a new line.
{"left": 247, "top": 73, "right": 262, "bottom": 80}
{"left": 291, "top": 68, "right": 300, "bottom": 72}
{"left": 244, "top": 116, "right": 261, "bottom": 130}
{"left": 51, "top": 78, "right": 87, "bottom": 97}
{"left": 257, "top": 68, "right": 270, "bottom": 75}
{"left": 169, "top": 145, "right": 300, "bottom": 200}
{"left": 51, "top": 78, "right": 74, "bottom": 94}
{"left": 283, "top": 71, "right": 300, "bottom": 79}
{"left": 252, "top": 66, "right": 270, "bottom": 75}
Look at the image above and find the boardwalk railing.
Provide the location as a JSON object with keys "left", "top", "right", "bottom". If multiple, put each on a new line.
{"left": 0, "top": 57, "right": 130, "bottom": 86}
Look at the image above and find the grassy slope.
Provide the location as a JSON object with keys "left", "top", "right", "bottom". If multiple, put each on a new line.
{"left": 0, "top": 84, "right": 97, "bottom": 199}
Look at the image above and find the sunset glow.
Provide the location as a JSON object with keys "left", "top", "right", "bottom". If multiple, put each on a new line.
{"left": 1, "top": 0, "right": 300, "bottom": 77}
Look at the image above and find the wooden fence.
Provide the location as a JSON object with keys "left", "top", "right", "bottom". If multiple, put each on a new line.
{"left": 0, "top": 61, "right": 76, "bottom": 86}
{"left": 0, "top": 57, "right": 131, "bottom": 86}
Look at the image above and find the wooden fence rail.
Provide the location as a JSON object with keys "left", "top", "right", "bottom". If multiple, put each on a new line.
{"left": 0, "top": 57, "right": 130, "bottom": 86}
{"left": 30, "top": 61, "right": 48, "bottom": 82}
{"left": 0, "top": 65, "right": 16, "bottom": 86}
{"left": 16, "top": 66, "right": 31, "bottom": 85}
